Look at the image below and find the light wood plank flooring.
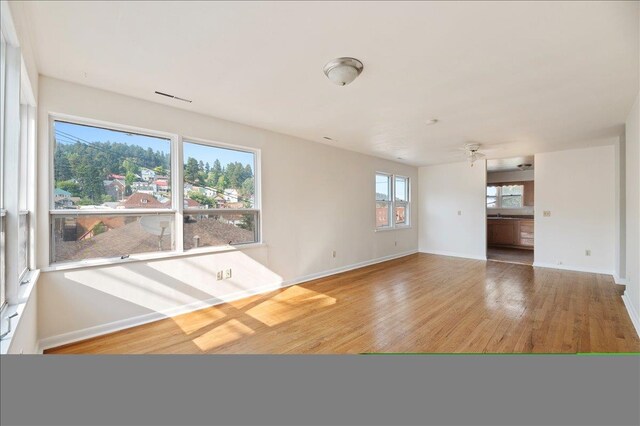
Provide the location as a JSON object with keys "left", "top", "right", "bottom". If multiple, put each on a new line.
{"left": 46, "top": 253, "right": 640, "bottom": 354}
{"left": 487, "top": 247, "right": 534, "bottom": 265}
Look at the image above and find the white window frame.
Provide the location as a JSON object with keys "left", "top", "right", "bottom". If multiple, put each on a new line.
{"left": 47, "top": 114, "right": 262, "bottom": 269}
{"left": 1, "top": 21, "right": 37, "bottom": 314}
{"left": 375, "top": 172, "right": 411, "bottom": 230}
{"left": 486, "top": 184, "right": 524, "bottom": 209}
{"left": 182, "top": 137, "right": 261, "bottom": 250}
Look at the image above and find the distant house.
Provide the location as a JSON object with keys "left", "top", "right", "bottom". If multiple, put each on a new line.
{"left": 184, "top": 198, "right": 203, "bottom": 209}
{"left": 153, "top": 179, "right": 169, "bottom": 193}
{"left": 140, "top": 168, "right": 156, "bottom": 181}
{"left": 223, "top": 189, "right": 239, "bottom": 202}
{"left": 131, "top": 181, "right": 157, "bottom": 194}
{"left": 54, "top": 188, "right": 74, "bottom": 208}
{"left": 107, "top": 173, "right": 126, "bottom": 180}
{"left": 103, "top": 179, "right": 125, "bottom": 201}
{"left": 118, "top": 192, "right": 166, "bottom": 209}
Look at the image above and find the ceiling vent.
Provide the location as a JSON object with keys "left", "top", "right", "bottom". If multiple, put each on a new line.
{"left": 154, "top": 91, "right": 192, "bottom": 103}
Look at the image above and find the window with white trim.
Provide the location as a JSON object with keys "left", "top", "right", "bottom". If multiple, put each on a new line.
{"left": 375, "top": 173, "right": 410, "bottom": 229}
{"left": 486, "top": 184, "right": 524, "bottom": 209}
{"left": 1, "top": 29, "right": 36, "bottom": 315}
{"left": 50, "top": 118, "right": 261, "bottom": 265}
{"left": 182, "top": 141, "right": 258, "bottom": 250}
{"left": 0, "top": 31, "right": 7, "bottom": 310}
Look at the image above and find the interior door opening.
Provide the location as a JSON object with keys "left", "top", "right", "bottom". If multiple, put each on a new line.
{"left": 486, "top": 157, "right": 535, "bottom": 266}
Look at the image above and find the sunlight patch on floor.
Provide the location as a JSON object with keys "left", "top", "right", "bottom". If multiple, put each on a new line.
{"left": 245, "top": 286, "right": 336, "bottom": 327}
{"left": 192, "top": 319, "right": 255, "bottom": 352}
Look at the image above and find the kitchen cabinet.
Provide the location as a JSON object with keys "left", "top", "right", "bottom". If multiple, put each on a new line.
{"left": 487, "top": 218, "right": 534, "bottom": 249}
{"left": 523, "top": 181, "right": 534, "bottom": 207}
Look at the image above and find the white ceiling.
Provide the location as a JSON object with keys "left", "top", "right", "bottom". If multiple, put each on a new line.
{"left": 20, "top": 1, "right": 639, "bottom": 166}
{"left": 487, "top": 156, "right": 534, "bottom": 173}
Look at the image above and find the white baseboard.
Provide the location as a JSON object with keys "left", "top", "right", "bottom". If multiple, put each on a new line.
{"left": 622, "top": 291, "right": 640, "bottom": 339}
{"left": 613, "top": 274, "right": 628, "bottom": 285}
{"left": 532, "top": 262, "right": 614, "bottom": 276}
{"left": 419, "top": 249, "right": 486, "bottom": 261}
{"left": 38, "top": 249, "right": 418, "bottom": 352}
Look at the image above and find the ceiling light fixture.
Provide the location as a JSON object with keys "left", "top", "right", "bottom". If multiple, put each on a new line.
{"left": 517, "top": 163, "right": 533, "bottom": 171}
{"left": 323, "top": 136, "right": 334, "bottom": 141}
{"left": 425, "top": 119, "right": 439, "bottom": 126}
{"left": 323, "top": 57, "right": 364, "bottom": 86}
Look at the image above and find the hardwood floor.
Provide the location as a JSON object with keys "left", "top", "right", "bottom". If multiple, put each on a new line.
{"left": 487, "top": 246, "right": 534, "bottom": 265}
{"left": 45, "top": 253, "right": 640, "bottom": 354}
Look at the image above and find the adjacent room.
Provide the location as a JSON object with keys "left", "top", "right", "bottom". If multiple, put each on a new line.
{"left": 1, "top": 1, "right": 639, "bottom": 355}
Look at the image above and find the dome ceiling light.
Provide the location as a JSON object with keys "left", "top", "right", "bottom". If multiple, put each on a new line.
{"left": 323, "top": 57, "right": 364, "bottom": 86}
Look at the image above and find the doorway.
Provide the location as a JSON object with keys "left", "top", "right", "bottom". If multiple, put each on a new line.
{"left": 486, "top": 157, "right": 534, "bottom": 266}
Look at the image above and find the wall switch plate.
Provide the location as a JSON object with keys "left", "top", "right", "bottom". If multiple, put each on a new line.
{"left": 224, "top": 269, "right": 232, "bottom": 279}
{"left": 543, "top": 211, "right": 551, "bottom": 217}
{"left": 216, "top": 271, "right": 223, "bottom": 280}
{"left": 457, "top": 210, "right": 462, "bottom": 216}
{"left": 585, "top": 250, "right": 591, "bottom": 256}
{"left": 394, "top": 241, "right": 398, "bottom": 246}
{"left": 332, "top": 250, "right": 336, "bottom": 258}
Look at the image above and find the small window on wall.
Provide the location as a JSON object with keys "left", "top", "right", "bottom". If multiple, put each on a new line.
{"left": 487, "top": 184, "right": 524, "bottom": 209}
{"left": 375, "top": 173, "right": 410, "bottom": 229}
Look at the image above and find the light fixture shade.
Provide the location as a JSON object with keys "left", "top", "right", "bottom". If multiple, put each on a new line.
{"left": 323, "top": 57, "right": 363, "bottom": 86}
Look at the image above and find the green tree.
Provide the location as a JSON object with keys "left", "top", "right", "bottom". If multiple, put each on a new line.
{"left": 56, "top": 180, "right": 81, "bottom": 196}
{"left": 216, "top": 175, "right": 228, "bottom": 192}
{"left": 187, "top": 191, "right": 215, "bottom": 208}
{"left": 184, "top": 157, "right": 200, "bottom": 184}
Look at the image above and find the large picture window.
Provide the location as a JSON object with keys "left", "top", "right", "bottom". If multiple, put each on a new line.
{"left": 182, "top": 141, "right": 258, "bottom": 250}
{"left": 375, "top": 173, "right": 410, "bottom": 229}
{"left": 50, "top": 119, "right": 261, "bottom": 265}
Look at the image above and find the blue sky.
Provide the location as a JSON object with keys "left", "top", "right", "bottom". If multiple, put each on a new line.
{"left": 54, "top": 121, "right": 254, "bottom": 168}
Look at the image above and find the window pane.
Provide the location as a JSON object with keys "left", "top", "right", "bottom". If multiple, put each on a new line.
{"left": 53, "top": 121, "right": 171, "bottom": 210}
{"left": 501, "top": 185, "right": 523, "bottom": 196}
{"left": 395, "top": 203, "right": 408, "bottom": 225}
{"left": 486, "top": 186, "right": 498, "bottom": 197}
{"left": 376, "top": 201, "right": 391, "bottom": 227}
{"left": 395, "top": 176, "right": 409, "bottom": 202}
{"left": 18, "top": 213, "right": 28, "bottom": 278}
{"left": 183, "top": 211, "right": 258, "bottom": 250}
{"left": 486, "top": 196, "right": 497, "bottom": 208}
{"left": 51, "top": 214, "right": 175, "bottom": 263}
{"left": 183, "top": 141, "right": 256, "bottom": 209}
{"left": 501, "top": 195, "right": 523, "bottom": 208}
{"left": 376, "top": 174, "right": 391, "bottom": 201}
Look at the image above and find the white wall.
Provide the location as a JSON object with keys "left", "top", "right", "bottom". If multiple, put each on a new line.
{"left": 624, "top": 93, "right": 640, "bottom": 333}
{"left": 534, "top": 145, "right": 616, "bottom": 274}
{"left": 487, "top": 169, "right": 534, "bottom": 183}
{"left": 36, "top": 77, "right": 419, "bottom": 347}
{"left": 418, "top": 161, "right": 487, "bottom": 260}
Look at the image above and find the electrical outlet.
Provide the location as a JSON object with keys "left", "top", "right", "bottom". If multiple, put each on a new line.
{"left": 585, "top": 249, "right": 591, "bottom": 256}
{"left": 457, "top": 210, "right": 462, "bottom": 216}
{"left": 224, "top": 269, "right": 232, "bottom": 279}
{"left": 543, "top": 211, "right": 551, "bottom": 217}
{"left": 216, "top": 271, "right": 223, "bottom": 280}
{"left": 394, "top": 241, "right": 398, "bottom": 247}
{"left": 332, "top": 250, "right": 337, "bottom": 258}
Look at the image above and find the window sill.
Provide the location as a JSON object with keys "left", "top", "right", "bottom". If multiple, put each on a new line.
{"left": 41, "top": 242, "right": 268, "bottom": 272}
{"left": 375, "top": 226, "right": 412, "bottom": 232}
{"left": 0, "top": 269, "right": 40, "bottom": 355}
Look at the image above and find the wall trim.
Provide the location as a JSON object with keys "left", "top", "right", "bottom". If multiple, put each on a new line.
{"left": 622, "top": 291, "right": 640, "bottom": 338}
{"left": 613, "top": 274, "right": 628, "bottom": 285}
{"left": 418, "top": 249, "right": 486, "bottom": 261}
{"left": 38, "top": 249, "right": 418, "bottom": 352}
{"left": 532, "top": 262, "right": 614, "bottom": 276}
